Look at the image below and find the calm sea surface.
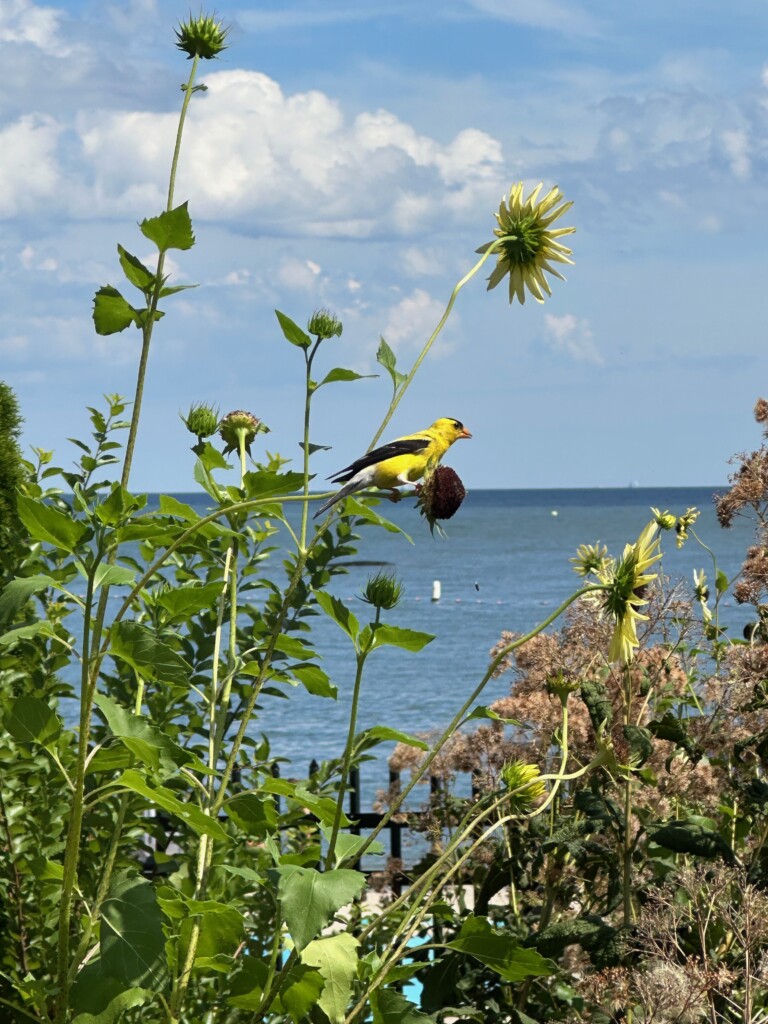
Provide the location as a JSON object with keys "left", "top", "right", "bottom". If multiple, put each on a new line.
{"left": 171, "top": 486, "right": 751, "bottom": 774}
{"left": 61, "top": 487, "right": 754, "bottom": 801}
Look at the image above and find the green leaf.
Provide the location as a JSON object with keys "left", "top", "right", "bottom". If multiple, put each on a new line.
{"left": 623, "top": 724, "right": 653, "bottom": 767}
{"left": 155, "top": 581, "right": 226, "bottom": 621}
{"left": 301, "top": 933, "right": 359, "bottom": 1024}
{"left": 0, "top": 573, "right": 60, "bottom": 624}
{"left": 93, "top": 693, "right": 200, "bottom": 775}
{"left": 92, "top": 285, "right": 141, "bottom": 335}
{"left": 92, "top": 564, "right": 136, "bottom": 591}
{"left": 109, "top": 621, "right": 190, "bottom": 685}
{"left": 271, "top": 635, "right": 317, "bottom": 661}
{"left": 443, "top": 915, "right": 555, "bottom": 982}
{"left": 650, "top": 819, "right": 736, "bottom": 863}
{"left": 647, "top": 711, "right": 703, "bottom": 764}
{"left": 376, "top": 337, "right": 407, "bottom": 391}
{"left": 580, "top": 679, "right": 613, "bottom": 731}
{"left": 279, "top": 964, "right": 326, "bottom": 1023}
{"left": 225, "top": 792, "right": 278, "bottom": 837}
{"left": 299, "top": 441, "right": 332, "bottom": 455}
{"left": 71, "top": 962, "right": 150, "bottom": 1023}
{"left": 4, "top": 695, "right": 62, "bottom": 747}
{"left": 262, "top": 779, "right": 348, "bottom": 827}
{"left": 117, "top": 245, "right": 157, "bottom": 292}
{"left": 371, "top": 988, "right": 431, "bottom": 1024}
{"left": 101, "top": 873, "right": 165, "bottom": 988}
{"left": 16, "top": 494, "right": 88, "bottom": 552}
{"left": 716, "top": 569, "right": 729, "bottom": 595}
{"left": 315, "top": 591, "right": 359, "bottom": 641}
{"left": 243, "top": 469, "right": 306, "bottom": 500}
{"left": 318, "top": 368, "right": 376, "bottom": 387}
{"left": 371, "top": 624, "right": 434, "bottom": 653}
{"left": 140, "top": 202, "right": 195, "bottom": 251}
{"left": 0, "top": 621, "right": 61, "bottom": 647}
{"left": 362, "top": 726, "right": 428, "bottom": 750}
{"left": 117, "top": 769, "right": 229, "bottom": 841}
{"left": 277, "top": 866, "right": 365, "bottom": 951}
{"left": 321, "top": 829, "right": 384, "bottom": 868}
{"left": 291, "top": 664, "right": 337, "bottom": 699}
{"left": 343, "top": 497, "right": 413, "bottom": 539}
{"left": 179, "top": 901, "right": 244, "bottom": 968}
{"left": 465, "top": 705, "right": 522, "bottom": 726}
{"left": 158, "top": 495, "right": 202, "bottom": 521}
{"left": 276, "top": 309, "right": 311, "bottom": 348}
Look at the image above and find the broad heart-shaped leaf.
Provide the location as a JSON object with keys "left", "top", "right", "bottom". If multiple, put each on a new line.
{"left": 93, "top": 692, "right": 200, "bottom": 775}
{"left": 91, "top": 564, "right": 136, "bottom": 591}
{"left": 317, "top": 367, "right": 377, "bottom": 388}
{"left": 117, "top": 769, "right": 229, "bottom": 841}
{"left": 370, "top": 988, "right": 431, "bottom": 1024}
{"left": 442, "top": 914, "right": 555, "bottom": 982}
{"left": 314, "top": 591, "right": 359, "bottom": 642}
{"left": 4, "top": 695, "right": 62, "bottom": 747}
{"left": 243, "top": 469, "right": 306, "bottom": 501}
{"left": 101, "top": 873, "right": 166, "bottom": 988}
{"left": 277, "top": 866, "right": 365, "bottom": 951}
{"left": 275, "top": 309, "right": 311, "bottom": 348}
{"left": 117, "top": 244, "right": 157, "bottom": 292}
{"left": 225, "top": 791, "right": 278, "bottom": 837}
{"left": 140, "top": 201, "right": 195, "bottom": 251}
{"left": 92, "top": 285, "right": 141, "bottom": 335}
{"left": 109, "top": 620, "right": 190, "bottom": 686}
{"left": 371, "top": 624, "right": 434, "bottom": 653}
{"left": 301, "top": 933, "right": 359, "bottom": 1024}
{"left": 229, "top": 959, "right": 324, "bottom": 1021}
{"left": 71, "top": 959, "right": 150, "bottom": 1023}
{"left": 376, "top": 336, "right": 407, "bottom": 390}
{"left": 16, "top": 494, "right": 88, "bottom": 553}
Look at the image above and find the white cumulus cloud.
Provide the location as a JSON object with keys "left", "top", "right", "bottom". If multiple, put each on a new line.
{"left": 543, "top": 313, "right": 603, "bottom": 365}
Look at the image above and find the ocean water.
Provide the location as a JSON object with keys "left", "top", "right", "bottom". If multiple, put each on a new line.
{"left": 172, "top": 486, "right": 753, "bottom": 778}
{"left": 57, "top": 487, "right": 755, "bottom": 804}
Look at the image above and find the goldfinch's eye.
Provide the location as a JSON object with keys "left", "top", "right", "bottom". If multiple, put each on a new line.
{"left": 452, "top": 419, "right": 463, "bottom": 431}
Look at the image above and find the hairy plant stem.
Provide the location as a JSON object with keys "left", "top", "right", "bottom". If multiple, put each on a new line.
{"left": 367, "top": 239, "right": 504, "bottom": 451}
{"left": 326, "top": 609, "right": 380, "bottom": 868}
{"left": 299, "top": 338, "right": 322, "bottom": 551}
{"left": 0, "top": 787, "right": 28, "bottom": 976}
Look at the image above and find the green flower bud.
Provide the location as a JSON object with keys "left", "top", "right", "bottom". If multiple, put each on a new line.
{"left": 570, "top": 541, "right": 610, "bottom": 578}
{"left": 650, "top": 507, "right": 676, "bottom": 531}
{"left": 361, "top": 571, "right": 403, "bottom": 611}
{"left": 219, "top": 410, "right": 268, "bottom": 456}
{"left": 307, "top": 308, "right": 343, "bottom": 340}
{"left": 175, "top": 12, "right": 229, "bottom": 60}
{"left": 501, "top": 760, "right": 546, "bottom": 810}
{"left": 182, "top": 402, "right": 219, "bottom": 441}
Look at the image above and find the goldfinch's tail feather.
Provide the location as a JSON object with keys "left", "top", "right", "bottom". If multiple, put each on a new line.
{"left": 313, "top": 479, "right": 363, "bottom": 518}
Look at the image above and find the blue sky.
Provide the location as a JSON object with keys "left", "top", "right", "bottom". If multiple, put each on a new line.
{"left": 2, "top": 0, "right": 766, "bottom": 491}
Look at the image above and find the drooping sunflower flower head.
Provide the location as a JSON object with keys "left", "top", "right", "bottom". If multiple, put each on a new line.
{"left": 600, "top": 521, "right": 662, "bottom": 665}
{"left": 218, "top": 410, "right": 268, "bottom": 457}
{"left": 478, "top": 181, "right": 575, "bottom": 304}
{"left": 501, "top": 760, "right": 546, "bottom": 812}
{"left": 416, "top": 465, "right": 466, "bottom": 535}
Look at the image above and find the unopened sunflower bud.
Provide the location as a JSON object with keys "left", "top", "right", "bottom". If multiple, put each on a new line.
{"left": 501, "top": 760, "right": 546, "bottom": 810}
{"left": 308, "top": 308, "right": 343, "bottom": 340}
{"left": 417, "top": 465, "right": 466, "bottom": 531}
{"left": 182, "top": 402, "right": 219, "bottom": 441}
{"left": 175, "top": 12, "right": 228, "bottom": 60}
{"left": 219, "top": 410, "right": 267, "bottom": 456}
{"left": 362, "top": 571, "right": 403, "bottom": 610}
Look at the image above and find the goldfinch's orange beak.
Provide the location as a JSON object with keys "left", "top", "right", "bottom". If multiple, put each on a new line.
{"left": 459, "top": 426, "right": 472, "bottom": 439}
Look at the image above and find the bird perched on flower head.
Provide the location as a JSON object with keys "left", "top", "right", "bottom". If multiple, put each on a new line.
{"left": 313, "top": 417, "right": 471, "bottom": 518}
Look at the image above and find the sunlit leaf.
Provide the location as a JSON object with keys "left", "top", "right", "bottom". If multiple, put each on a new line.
{"left": 140, "top": 202, "right": 195, "bottom": 251}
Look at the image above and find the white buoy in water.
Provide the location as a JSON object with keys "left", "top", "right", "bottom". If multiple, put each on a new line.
{"left": 551, "top": 510, "right": 559, "bottom": 517}
{"left": 432, "top": 580, "right": 441, "bottom": 602}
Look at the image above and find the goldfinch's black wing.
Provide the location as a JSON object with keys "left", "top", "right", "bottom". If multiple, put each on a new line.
{"left": 329, "top": 436, "right": 430, "bottom": 483}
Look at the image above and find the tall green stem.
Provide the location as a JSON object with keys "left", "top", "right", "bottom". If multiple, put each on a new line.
{"left": 326, "top": 611, "right": 380, "bottom": 868}
{"left": 368, "top": 240, "right": 503, "bottom": 450}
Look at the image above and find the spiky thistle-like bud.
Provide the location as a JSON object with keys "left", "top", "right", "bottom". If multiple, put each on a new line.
{"left": 182, "top": 402, "right": 219, "bottom": 443}
{"left": 361, "top": 571, "right": 403, "bottom": 611}
{"left": 308, "top": 309, "right": 343, "bottom": 340}
{"left": 175, "top": 12, "right": 229, "bottom": 60}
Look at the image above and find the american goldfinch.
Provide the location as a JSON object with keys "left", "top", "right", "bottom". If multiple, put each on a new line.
{"left": 314, "top": 417, "right": 471, "bottom": 518}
